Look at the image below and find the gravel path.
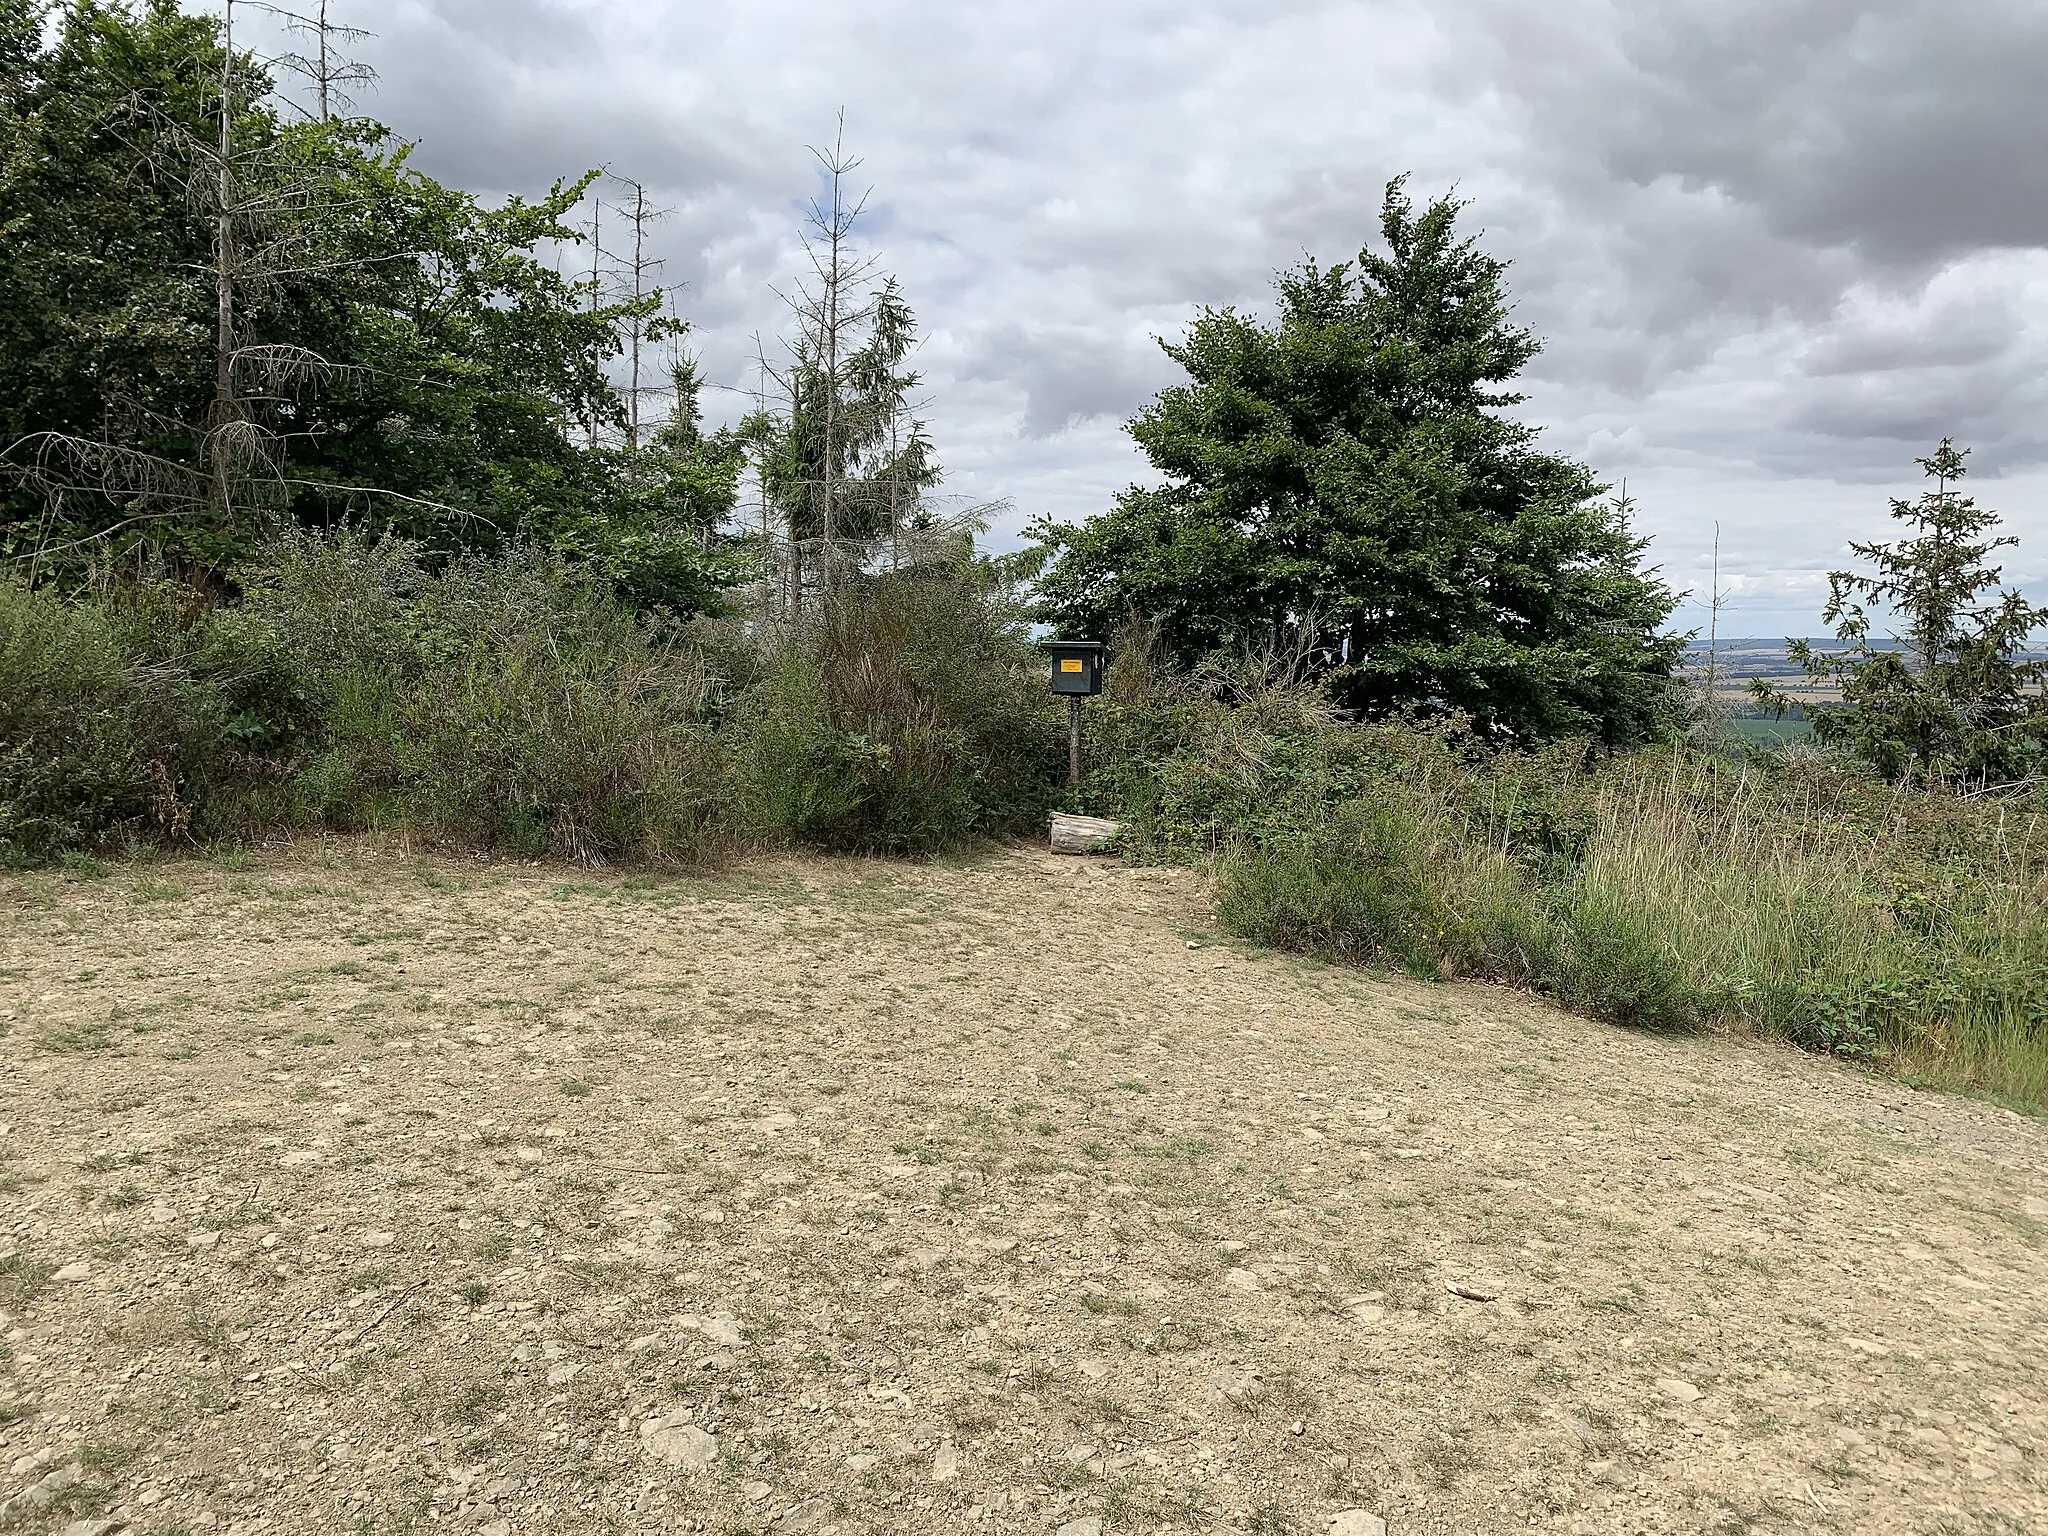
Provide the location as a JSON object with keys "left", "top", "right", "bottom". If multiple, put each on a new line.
{"left": 1, "top": 845, "right": 2043, "bottom": 1536}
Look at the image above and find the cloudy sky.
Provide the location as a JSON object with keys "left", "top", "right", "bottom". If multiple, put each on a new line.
{"left": 242, "top": 0, "right": 2048, "bottom": 636}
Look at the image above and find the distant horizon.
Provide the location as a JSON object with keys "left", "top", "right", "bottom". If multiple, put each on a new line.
{"left": 1676, "top": 634, "right": 2048, "bottom": 654}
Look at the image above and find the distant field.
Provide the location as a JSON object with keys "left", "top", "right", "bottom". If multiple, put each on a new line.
{"left": 1685, "top": 640, "right": 2048, "bottom": 716}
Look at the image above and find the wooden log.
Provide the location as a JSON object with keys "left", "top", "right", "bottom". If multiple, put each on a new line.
{"left": 1049, "top": 812, "right": 1122, "bottom": 855}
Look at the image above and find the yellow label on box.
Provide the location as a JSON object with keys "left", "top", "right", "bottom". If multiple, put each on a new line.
{"left": 1060, "top": 658, "right": 1085, "bottom": 673}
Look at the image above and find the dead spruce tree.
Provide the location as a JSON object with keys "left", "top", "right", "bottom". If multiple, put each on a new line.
{"left": 609, "top": 175, "right": 678, "bottom": 452}
{"left": 744, "top": 119, "right": 956, "bottom": 620}
{"left": 5, "top": 0, "right": 346, "bottom": 563}
{"left": 269, "top": 0, "right": 377, "bottom": 123}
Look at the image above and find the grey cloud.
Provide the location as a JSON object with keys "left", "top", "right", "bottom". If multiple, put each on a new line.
{"left": 959, "top": 324, "right": 1178, "bottom": 440}
{"left": 234, "top": 0, "right": 2048, "bottom": 633}
{"left": 1604, "top": 1, "right": 2048, "bottom": 266}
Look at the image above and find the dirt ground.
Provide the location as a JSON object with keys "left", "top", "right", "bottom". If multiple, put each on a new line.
{"left": 0, "top": 843, "right": 2043, "bottom": 1536}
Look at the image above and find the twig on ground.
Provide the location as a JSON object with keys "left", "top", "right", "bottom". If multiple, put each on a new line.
{"left": 343, "top": 1279, "right": 428, "bottom": 1347}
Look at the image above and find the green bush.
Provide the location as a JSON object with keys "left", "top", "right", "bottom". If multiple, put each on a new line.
{"left": 1548, "top": 879, "right": 1698, "bottom": 1033}
{"left": 0, "top": 533, "right": 1062, "bottom": 866}
{"left": 726, "top": 651, "right": 870, "bottom": 844}
{"left": 1196, "top": 706, "right": 2048, "bottom": 1100}
{"left": 728, "top": 559, "right": 1062, "bottom": 854}
{"left": 0, "top": 580, "right": 158, "bottom": 863}
{"left": 0, "top": 575, "right": 303, "bottom": 861}
{"left": 242, "top": 532, "right": 721, "bottom": 862}
{"left": 1214, "top": 802, "right": 1459, "bottom": 978}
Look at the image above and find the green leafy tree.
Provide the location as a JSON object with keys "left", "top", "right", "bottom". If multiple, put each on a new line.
{"left": 1755, "top": 440, "right": 2048, "bottom": 786}
{"left": 0, "top": 0, "right": 227, "bottom": 570}
{"left": 568, "top": 359, "right": 753, "bottom": 613}
{"left": 0, "top": 0, "right": 743, "bottom": 613}
{"left": 1033, "top": 178, "right": 1682, "bottom": 746}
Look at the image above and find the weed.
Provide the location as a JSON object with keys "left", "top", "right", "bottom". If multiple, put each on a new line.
{"left": 0, "top": 1253, "right": 55, "bottom": 1303}
{"left": 33, "top": 1021, "right": 114, "bottom": 1053}
{"left": 1079, "top": 1293, "right": 1141, "bottom": 1318}
{"left": 447, "top": 1379, "right": 507, "bottom": 1424}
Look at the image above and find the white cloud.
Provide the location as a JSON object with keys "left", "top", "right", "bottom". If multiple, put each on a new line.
{"left": 224, "top": 0, "right": 2048, "bottom": 634}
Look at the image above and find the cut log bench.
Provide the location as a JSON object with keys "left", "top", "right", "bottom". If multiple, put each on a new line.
{"left": 1049, "top": 812, "right": 1121, "bottom": 855}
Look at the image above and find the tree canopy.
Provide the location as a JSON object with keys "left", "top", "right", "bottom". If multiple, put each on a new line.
{"left": 0, "top": 0, "right": 745, "bottom": 610}
{"left": 1032, "top": 178, "right": 1682, "bottom": 746}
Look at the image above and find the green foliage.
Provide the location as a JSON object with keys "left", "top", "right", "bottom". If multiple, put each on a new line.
{"left": 1081, "top": 649, "right": 2045, "bottom": 1099}
{"left": 728, "top": 556, "right": 1064, "bottom": 853}
{"left": 1034, "top": 178, "right": 1683, "bottom": 747}
{"left": 1190, "top": 704, "right": 2047, "bottom": 1099}
{"left": 0, "top": 0, "right": 226, "bottom": 566}
{"left": 0, "top": 567, "right": 302, "bottom": 863}
{"left": 241, "top": 531, "right": 723, "bottom": 862}
{"left": 1756, "top": 440, "right": 2048, "bottom": 786}
{"left": 747, "top": 277, "right": 941, "bottom": 554}
{"left": 0, "top": 1, "right": 745, "bottom": 610}
{"left": 0, "top": 579, "right": 160, "bottom": 864}
{"left": 0, "top": 529, "right": 1062, "bottom": 865}
{"left": 1215, "top": 801, "right": 1463, "bottom": 979}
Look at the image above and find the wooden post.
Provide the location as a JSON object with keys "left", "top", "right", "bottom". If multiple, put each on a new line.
{"left": 1068, "top": 695, "right": 1082, "bottom": 789}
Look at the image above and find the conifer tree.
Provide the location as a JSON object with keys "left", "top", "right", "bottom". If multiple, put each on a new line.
{"left": 1756, "top": 440, "right": 2048, "bottom": 786}
{"left": 272, "top": 0, "right": 376, "bottom": 123}
{"left": 747, "top": 124, "right": 947, "bottom": 617}
{"left": 1034, "top": 178, "right": 1682, "bottom": 746}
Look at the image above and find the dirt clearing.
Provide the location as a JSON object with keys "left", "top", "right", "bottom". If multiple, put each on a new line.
{"left": 1, "top": 845, "right": 2043, "bottom": 1536}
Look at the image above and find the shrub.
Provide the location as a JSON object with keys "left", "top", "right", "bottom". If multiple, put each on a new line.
{"left": 725, "top": 651, "right": 870, "bottom": 845}
{"left": 0, "top": 574, "right": 301, "bottom": 860}
{"left": 1214, "top": 802, "right": 1460, "bottom": 978}
{"left": 243, "top": 533, "right": 721, "bottom": 862}
{"left": 0, "top": 580, "right": 159, "bottom": 863}
{"left": 1180, "top": 679, "right": 2047, "bottom": 1100}
{"left": 0, "top": 534, "right": 1064, "bottom": 866}
{"left": 727, "top": 559, "right": 1063, "bottom": 854}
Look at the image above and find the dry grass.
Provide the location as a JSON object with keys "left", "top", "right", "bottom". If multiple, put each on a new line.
{"left": 1219, "top": 746, "right": 2048, "bottom": 1106}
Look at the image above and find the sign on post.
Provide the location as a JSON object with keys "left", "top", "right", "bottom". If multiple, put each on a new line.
{"left": 1041, "top": 640, "right": 1106, "bottom": 787}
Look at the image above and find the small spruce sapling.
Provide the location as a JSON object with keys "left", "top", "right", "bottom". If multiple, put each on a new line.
{"left": 1755, "top": 439, "right": 2047, "bottom": 786}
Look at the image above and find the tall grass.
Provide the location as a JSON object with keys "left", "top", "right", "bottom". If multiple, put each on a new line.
{"left": 1074, "top": 641, "right": 2045, "bottom": 1106}
{"left": 242, "top": 532, "right": 725, "bottom": 862}
{"left": 1209, "top": 732, "right": 2048, "bottom": 1107}
{"left": 726, "top": 563, "right": 1063, "bottom": 854}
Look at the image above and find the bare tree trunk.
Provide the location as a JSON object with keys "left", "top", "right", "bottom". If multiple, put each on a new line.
{"left": 212, "top": 0, "right": 239, "bottom": 521}
{"left": 628, "top": 183, "right": 645, "bottom": 450}
{"left": 820, "top": 154, "right": 842, "bottom": 604}
{"left": 586, "top": 200, "right": 603, "bottom": 449}
{"left": 317, "top": 0, "right": 331, "bottom": 121}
